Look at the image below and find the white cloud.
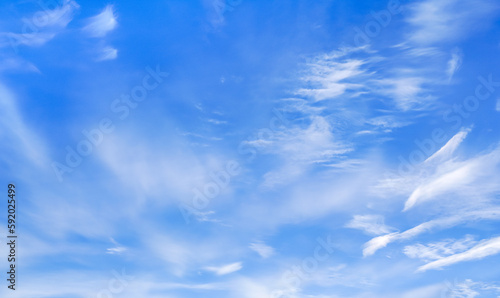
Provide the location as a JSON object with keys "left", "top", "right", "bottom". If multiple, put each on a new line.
{"left": 375, "top": 128, "right": 470, "bottom": 203}
{"left": 345, "top": 215, "right": 396, "bottom": 236}
{"left": 83, "top": 5, "right": 118, "bottom": 37}
{"left": 106, "top": 247, "right": 126, "bottom": 254}
{"left": 445, "top": 279, "right": 500, "bottom": 298}
{"left": 295, "top": 46, "right": 446, "bottom": 113}
{"left": 406, "top": 0, "right": 499, "bottom": 45}
{"left": 253, "top": 115, "right": 352, "bottom": 164}
{"left": 204, "top": 262, "right": 243, "bottom": 275}
{"left": 418, "top": 236, "right": 500, "bottom": 271}
{"left": 404, "top": 235, "right": 477, "bottom": 261}
{"left": 403, "top": 162, "right": 472, "bottom": 211}
{"left": 377, "top": 128, "right": 500, "bottom": 212}
{"left": 144, "top": 231, "right": 242, "bottom": 277}
{"left": 446, "top": 48, "right": 463, "bottom": 82}
{"left": 425, "top": 128, "right": 469, "bottom": 164}
{"left": 363, "top": 208, "right": 500, "bottom": 256}
{"left": 445, "top": 280, "right": 480, "bottom": 298}
{"left": 97, "top": 46, "right": 118, "bottom": 61}
{"left": 374, "top": 76, "right": 429, "bottom": 111}
{"left": 29, "top": 0, "right": 79, "bottom": 28}
{"left": 404, "top": 142, "right": 500, "bottom": 211}
{"left": 81, "top": 6, "right": 119, "bottom": 62}
{"left": 245, "top": 114, "right": 352, "bottom": 188}
{"left": 106, "top": 238, "right": 127, "bottom": 254}
{"left": 404, "top": 46, "right": 441, "bottom": 57}
{"left": 296, "top": 57, "right": 366, "bottom": 101}
{"left": 363, "top": 232, "right": 399, "bottom": 257}
{"left": 366, "top": 116, "right": 411, "bottom": 130}
{"left": 249, "top": 242, "right": 274, "bottom": 258}
{"left": 0, "top": 0, "right": 79, "bottom": 49}
{"left": 206, "top": 118, "right": 228, "bottom": 125}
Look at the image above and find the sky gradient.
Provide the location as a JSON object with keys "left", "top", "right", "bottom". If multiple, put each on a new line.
{"left": 1, "top": 0, "right": 500, "bottom": 297}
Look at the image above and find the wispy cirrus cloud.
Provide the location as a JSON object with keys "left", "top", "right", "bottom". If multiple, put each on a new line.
{"left": 96, "top": 45, "right": 118, "bottom": 61}
{"left": 404, "top": 235, "right": 477, "bottom": 261}
{"left": 446, "top": 47, "right": 463, "bottom": 82}
{"left": 249, "top": 241, "right": 275, "bottom": 258}
{"left": 445, "top": 279, "right": 500, "bottom": 298}
{"left": 374, "top": 76, "right": 431, "bottom": 111}
{"left": 106, "top": 238, "right": 127, "bottom": 255}
{"left": 30, "top": 0, "right": 79, "bottom": 28}
{"left": 249, "top": 115, "right": 353, "bottom": 188}
{"left": 5, "top": 1, "right": 500, "bottom": 296}
{"left": 363, "top": 208, "right": 500, "bottom": 256}
{"left": 424, "top": 128, "right": 469, "bottom": 164}
{"left": 204, "top": 262, "right": 243, "bottom": 276}
{"left": 0, "top": 0, "right": 79, "bottom": 49}
{"left": 82, "top": 5, "right": 117, "bottom": 37}
{"left": 249, "top": 43, "right": 451, "bottom": 191}
{"left": 345, "top": 215, "right": 396, "bottom": 236}
{"left": 417, "top": 236, "right": 500, "bottom": 272}
{"left": 82, "top": 5, "right": 118, "bottom": 61}
{"left": 293, "top": 45, "right": 447, "bottom": 116}
{"left": 406, "top": 0, "right": 499, "bottom": 45}
{"left": 375, "top": 128, "right": 500, "bottom": 213}
{"left": 404, "top": 140, "right": 500, "bottom": 211}
{"left": 296, "top": 55, "right": 367, "bottom": 102}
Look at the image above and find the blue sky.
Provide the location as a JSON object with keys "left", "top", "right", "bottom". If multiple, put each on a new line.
{"left": 1, "top": 0, "right": 500, "bottom": 297}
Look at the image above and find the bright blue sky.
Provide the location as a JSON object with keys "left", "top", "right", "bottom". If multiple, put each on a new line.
{"left": 1, "top": 0, "right": 500, "bottom": 297}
